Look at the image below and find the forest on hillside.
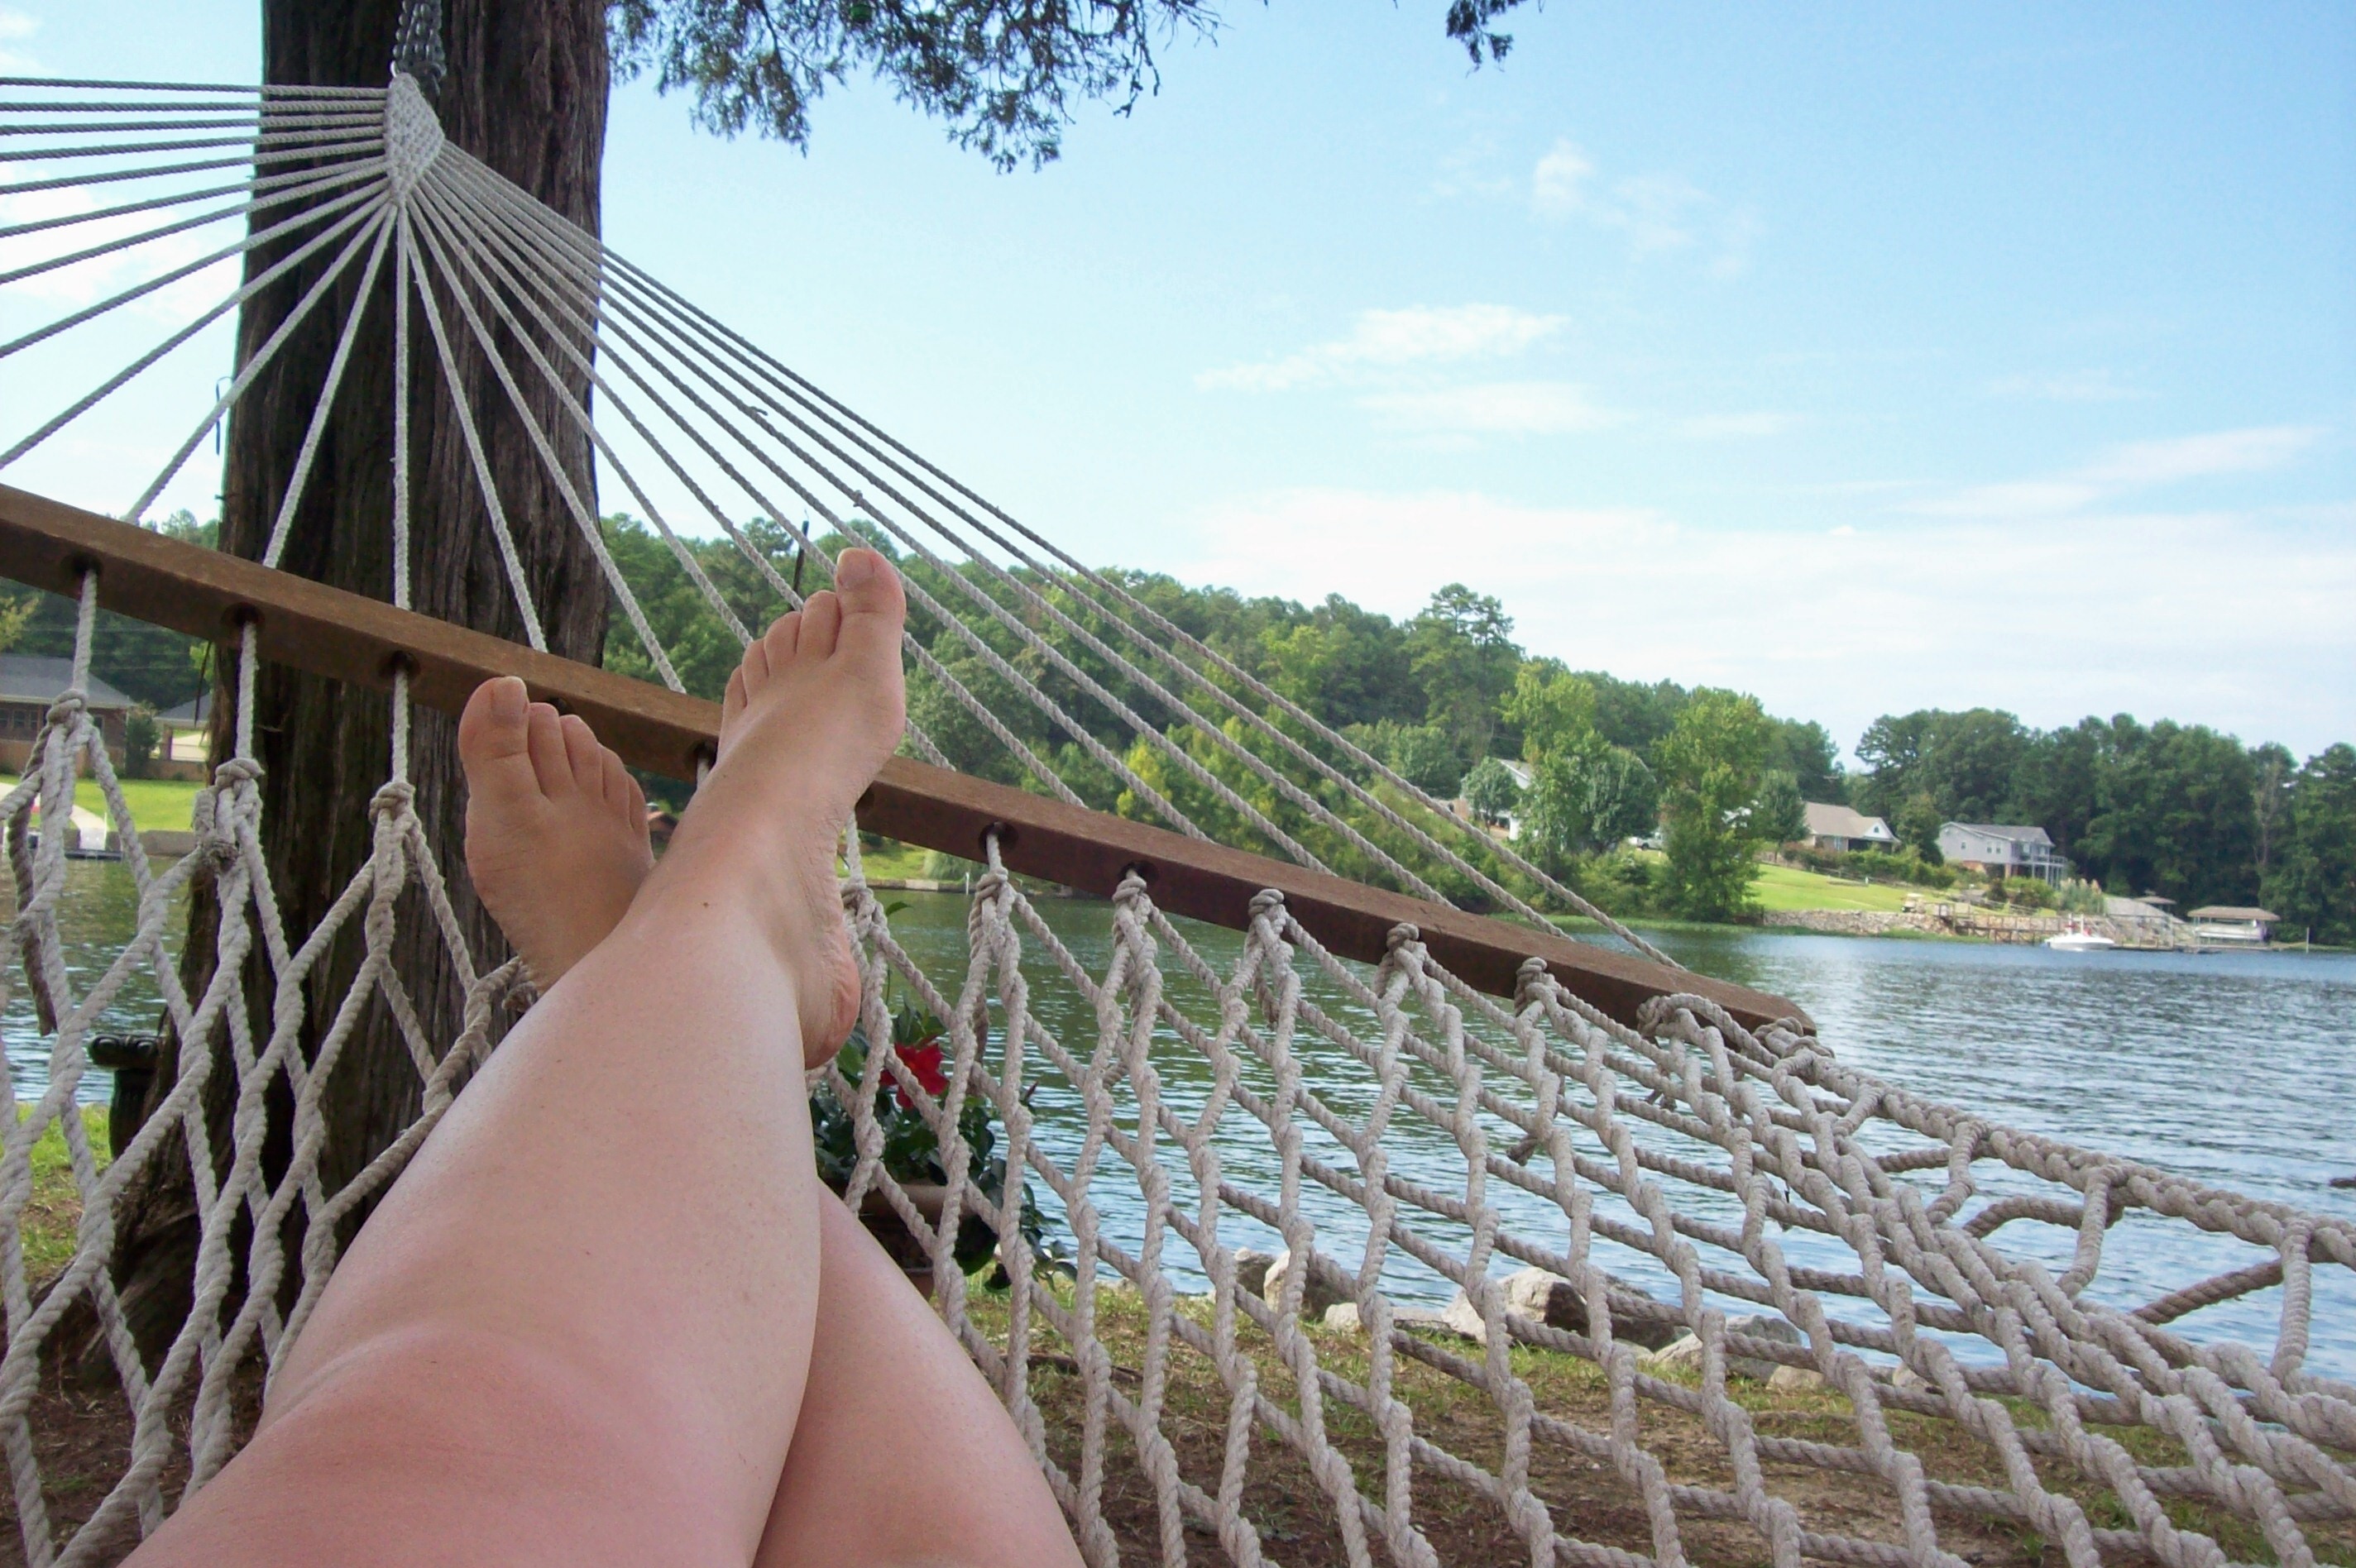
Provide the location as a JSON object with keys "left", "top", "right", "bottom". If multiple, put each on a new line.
{"left": 586, "top": 515, "right": 2353, "bottom": 942}
{"left": 9, "top": 510, "right": 2351, "bottom": 943}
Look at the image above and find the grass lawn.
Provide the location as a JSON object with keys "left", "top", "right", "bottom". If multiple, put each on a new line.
{"left": 850, "top": 838, "right": 938, "bottom": 881}
{"left": 1751, "top": 862, "right": 1919, "bottom": 913}
{"left": 2, "top": 776, "right": 204, "bottom": 834}
{"left": 850, "top": 837, "right": 986, "bottom": 883}
{"left": 12, "top": 1104, "right": 112, "bottom": 1288}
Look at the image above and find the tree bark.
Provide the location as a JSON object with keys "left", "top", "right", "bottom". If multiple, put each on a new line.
{"left": 104, "top": 0, "right": 611, "bottom": 1363}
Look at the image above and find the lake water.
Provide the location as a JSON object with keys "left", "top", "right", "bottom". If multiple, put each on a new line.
{"left": 10, "top": 864, "right": 2352, "bottom": 1376}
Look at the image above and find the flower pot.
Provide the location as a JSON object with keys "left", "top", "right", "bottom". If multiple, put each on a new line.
{"left": 854, "top": 1181, "right": 948, "bottom": 1299}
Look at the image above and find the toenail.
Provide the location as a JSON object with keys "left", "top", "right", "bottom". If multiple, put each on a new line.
{"left": 490, "top": 677, "right": 527, "bottom": 721}
{"left": 836, "top": 550, "right": 875, "bottom": 589}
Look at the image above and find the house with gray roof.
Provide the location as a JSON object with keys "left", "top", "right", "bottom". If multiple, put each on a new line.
{"left": 157, "top": 688, "right": 216, "bottom": 762}
{"left": 1937, "top": 822, "right": 2068, "bottom": 884}
{"left": 0, "top": 655, "right": 134, "bottom": 769}
{"left": 1803, "top": 802, "right": 1897, "bottom": 853}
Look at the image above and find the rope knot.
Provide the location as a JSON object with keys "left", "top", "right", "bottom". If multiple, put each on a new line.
{"left": 1514, "top": 955, "right": 1553, "bottom": 1005}
{"left": 1247, "top": 889, "right": 1285, "bottom": 920}
{"left": 1386, "top": 921, "right": 1421, "bottom": 953}
{"left": 44, "top": 693, "right": 85, "bottom": 725}
{"left": 209, "top": 758, "right": 263, "bottom": 789}
{"left": 369, "top": 779, "right": 416, "bottom": 820}
{"left": 385, "top": 71, "right": 447, "bottom": 199}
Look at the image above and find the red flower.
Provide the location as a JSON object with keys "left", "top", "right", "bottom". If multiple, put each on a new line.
{"left": 891, "top": 1038, "right": 950, "bottom": 1107}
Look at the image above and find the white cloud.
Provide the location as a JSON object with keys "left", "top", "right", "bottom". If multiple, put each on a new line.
{"left": 0, "top": 165, "right": 246, "bottom": 320}
{"left": 1915, "top": 425, "right": 2329, "bottom": 519}
{"left": 1678, "top": 411, "right": 1798, "bottom": 439}
{"left": 2081, "top": 425, "right": 2325, "bottom": 485}
{"left": 1911, "top": 480, "right": 2106, "bottom": 520}
{"left": 0, "top": 6, "right": 36, "bottom": 70}
{"left": 1529, "top": 138, "right": 1755, "bottom": 274}
{"left": 1199, "top": 304, "right": 1565, "bottom": 392}
{"left": 1164, "top": 486, "right": 2356, "bottom": 755}
{"left": 1359, "top": 380, "right": 1620, "bottom": 436}
{"left": 1988, "top": 370, "right": 2151, "bottom": 404}
{"left": 1530, "top": 142, "right": 1601, "bottom": 221}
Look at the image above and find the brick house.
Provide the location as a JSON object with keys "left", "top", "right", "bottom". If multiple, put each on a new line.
{"left": 0, "top": 656, "right": 133, "bottom": 772}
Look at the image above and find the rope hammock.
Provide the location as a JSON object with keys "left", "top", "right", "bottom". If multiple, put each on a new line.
{"left": 1, "top": 39, "right": 2351, "bottom": 1568}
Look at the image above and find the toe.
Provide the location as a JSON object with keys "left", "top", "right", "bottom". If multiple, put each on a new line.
{"left": 559, "top": 714, "right": 604, "bottom": 796}
{"left": 763, "top": 607, "right": 806, "bottom": 668}
{"left": 524, "top": 703, "right": 575, "bottom": 799}
{"left": 458, "top": 677, "right": 542, "bottom": 801}
{"left": 598, "top": 748, "right": 634, "bottom": 819}
{"left": 831, "top": 549, "right": 907, "bottom": 657}
{"left": 798, "top": 590, "right": 843, "bottom": 660}
{"left": 722, "top": 665, "right": 748, "bottom": 733}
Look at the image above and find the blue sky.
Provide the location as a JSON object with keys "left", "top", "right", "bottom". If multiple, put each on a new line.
{"left": 2, "top": 2, "right": 2350, "bottom": 761}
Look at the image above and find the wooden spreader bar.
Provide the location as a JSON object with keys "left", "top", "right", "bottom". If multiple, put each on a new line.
{"left": 0, "top": 482, "right": 1809, "bottom": 1032}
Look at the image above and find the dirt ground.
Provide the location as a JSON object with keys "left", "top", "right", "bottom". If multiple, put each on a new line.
{"left": 4, "top": 1285, "right": 2348, "bottom": 1567}
{"left": 0, "top": 1356, "right": 261, "bottom": 1568}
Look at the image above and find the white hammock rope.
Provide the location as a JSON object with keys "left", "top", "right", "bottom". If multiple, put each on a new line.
{"left": 0, "top": 68, "right": 2349, "bottom": 1568}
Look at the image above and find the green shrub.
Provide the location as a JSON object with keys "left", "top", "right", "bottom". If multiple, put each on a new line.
{"left": 1848, "top": 849, "right": 1956, "bottom": 889}
{"left": 2004, "top": 877, "right": 2056, "bottom": 911}
{"left": 1461, "top": 757, "right": 1523, "bottom": 824}
{"left": 1570, "top": 849, "right": 1664, "bottom": 917}
{"left": 123, "top": 705, "right": 158, "bottom": 780}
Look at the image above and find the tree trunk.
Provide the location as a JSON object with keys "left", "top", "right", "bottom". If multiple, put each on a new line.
{"left": 104, "top": 0, "right": 611, "bottom": 1363}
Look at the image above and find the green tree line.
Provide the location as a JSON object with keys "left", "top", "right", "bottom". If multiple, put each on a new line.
{"left": 13, "top": 510, "right": 2350, "bottom": 944}
{"left": 1853, "top": 708, "right": 2353, "bottom": 943}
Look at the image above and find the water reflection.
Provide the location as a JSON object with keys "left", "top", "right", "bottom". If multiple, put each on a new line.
{"left": 876, "top": 897, "right": 2356, "bottom": 1375}
{"left": 11, "top": 868, "right": 2349, "bottom": 1375}
{"left": 2, "top": 858, "right": 190, "bottom": 1106}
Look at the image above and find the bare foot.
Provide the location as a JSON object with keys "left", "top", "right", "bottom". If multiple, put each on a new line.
{"left": 658, "top": 549, "right": 907, "bottom": 1068}
{"left": 457, "top": 676, "right": 654, "bottom": 987}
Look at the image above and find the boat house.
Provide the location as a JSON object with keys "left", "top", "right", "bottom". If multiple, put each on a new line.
{"left": 1937, "top": 822, "right": 2069, "bottom": 883}
{"left": 1803, "top": 802, "right": 1898, "bottom": 853}
{"left": 0, "top": 655, "right": 132, "bottom": 772}
{"left": 2185, "top": 906, "right": 2281, "bottom": 944}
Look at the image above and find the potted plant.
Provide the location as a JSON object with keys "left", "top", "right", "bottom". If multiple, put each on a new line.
{"left": 809, "top": 998, "right": 1053, "bottom": 1297}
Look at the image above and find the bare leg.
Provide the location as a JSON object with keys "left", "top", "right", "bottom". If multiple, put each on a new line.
{"left": 446, "top": 648, "right": 1075, "bottom": 1565}
{"left": 128, "top": 554, "right": 907, "bottom": 1566}
{"left": 452, "top": 646, "right": 1075, "bottom": 1566}
{"left": 753, "top": 1195, "right": 1081, "bottom": 1568}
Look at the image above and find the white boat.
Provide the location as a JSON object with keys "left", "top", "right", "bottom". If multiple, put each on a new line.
{"left": 2046, "top": 919, "right": 2117, "bottom": 952}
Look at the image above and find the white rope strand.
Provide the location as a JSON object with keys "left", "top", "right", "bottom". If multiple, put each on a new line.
{"left": 401, "top": 179, "right": 679, "bottom": 686}
{"left": 0, "top": 159, "right": 390, "bottom": 289}
{"left": 0, "top": 179, "right": 387, "bottom": 476}
{"left": 128, "top": 207, "right": 395, "bottom": 523}
{"left": 0, "top": 135, "right": 385, "bottom": 199}
{"left": 435, "top": 159, "right": 1214, "bottom": 839}
{"left": 394, "top": 204, "right": 547, "bottom": 650}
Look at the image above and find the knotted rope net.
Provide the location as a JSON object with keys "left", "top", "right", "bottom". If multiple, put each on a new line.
{"left": 1, "top": 64, "right": 2351, "bottom": 1568}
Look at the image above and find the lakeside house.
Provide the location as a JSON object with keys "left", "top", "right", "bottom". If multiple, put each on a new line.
{"left": 1937, "top": 821, "right": 2070, "bottom": 884}
{"left": 0, "top": 656, "right": 132, "bottom": 771}
{"left": 1803, "top": 802, "right": 1897, "bottom": 854}
{"left": 1453, "top": 758, "right": 1534, "bottom": 841}
{"left": 1494, "top": 759, "right": 1531, "bottom": 839}
{"left": 2186, "top": 906, "right": 2281, "bottom": 945}
{"left": 156, "top": 689, "right": 215, "bottom": 763}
